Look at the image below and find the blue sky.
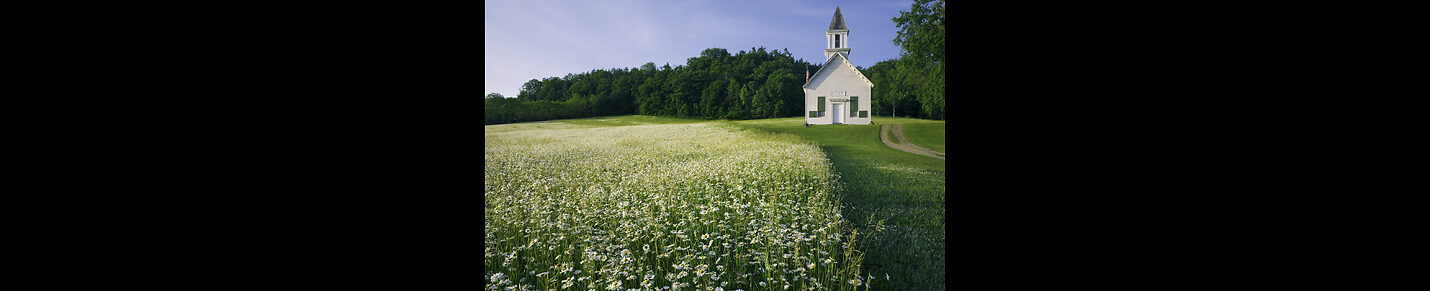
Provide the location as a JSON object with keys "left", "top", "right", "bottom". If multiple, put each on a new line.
{"left": 485, "top": 0, "right": 914, "bottom": 97}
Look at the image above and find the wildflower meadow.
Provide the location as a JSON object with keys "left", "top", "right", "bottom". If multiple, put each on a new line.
{"left": 486, "top": 121, "right": 876, "bottom": 290}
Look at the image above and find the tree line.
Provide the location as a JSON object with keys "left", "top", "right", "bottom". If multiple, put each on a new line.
{"left": 486, "top": 47, "right": 819, "bottom": 125}
{"left": 486, "top": 0, "right": 945, "bottom": 124}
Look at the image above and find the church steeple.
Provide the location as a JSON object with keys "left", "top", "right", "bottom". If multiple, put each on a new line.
{"left": 824, "top": 6, "right": 851, "bottom": 60}
{"left": 829, "top": 6, "right": 846, "bottom": 30}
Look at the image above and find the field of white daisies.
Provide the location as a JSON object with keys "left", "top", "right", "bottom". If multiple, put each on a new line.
{"left": 486, "top": 120, "right": 876, "bottom": 291}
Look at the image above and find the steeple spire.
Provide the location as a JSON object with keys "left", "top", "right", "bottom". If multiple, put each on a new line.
{"left": 824, "top": 6, "right": 851, "bottom": 60}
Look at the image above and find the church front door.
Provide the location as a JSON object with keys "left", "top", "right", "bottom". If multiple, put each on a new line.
{"left": 831, "top": 103, "right": 843, "bottom": 124}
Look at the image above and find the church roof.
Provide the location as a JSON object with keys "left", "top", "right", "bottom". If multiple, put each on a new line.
{"left": 804, "top": 52, "right": 873, "bottom": 89}
{"left": 829, "top": 6, "right": 846, "bottom": 30}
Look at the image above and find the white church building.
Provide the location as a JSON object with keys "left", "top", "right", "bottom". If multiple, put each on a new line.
{"left": 805, "top": 6, "right": 873, "bottom": 125}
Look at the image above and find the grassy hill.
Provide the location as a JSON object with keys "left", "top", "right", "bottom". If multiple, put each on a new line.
{"left": 900, "top": 123, "right": 946, "bottom": 154}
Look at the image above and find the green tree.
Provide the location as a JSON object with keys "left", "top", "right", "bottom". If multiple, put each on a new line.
{"left": 739, "top": 81, "right": 756, "bottom": 119}
{"left": 893, "top": 0, "right": 944, "bottom": 67}
{"left": 701, "top": 79, "right": 727, "bottom": 118}
{"left": 723, "top": 77, "right": 743, "bottom": 119}
{"left": 518, "top": 79, "right": 541, "bottom": 100}
{"left": 664, "top": 68, "right": 689, "bottom": 117}
{"left": 612, "top": 71, "right": 639, "bottom": 114}
{"left": 893, "top": 0, "right": 945, "bottom": 120}
{"left": 636, "top": 74, "right": 663, "bottom": 115}
{"left": 757, "top": 69, "right": 790, "bottom": 119}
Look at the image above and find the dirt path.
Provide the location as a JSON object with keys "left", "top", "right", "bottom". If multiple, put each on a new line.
{"left": 880, "top": 124, "right": 945, "bottom": 160}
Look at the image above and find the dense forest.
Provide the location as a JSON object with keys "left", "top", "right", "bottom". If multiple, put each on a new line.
{"left": 485, "top": 47, "right": 817, "bottom": 124}
{"left": 486, "top": 0, "right": 944, "bottom": 125}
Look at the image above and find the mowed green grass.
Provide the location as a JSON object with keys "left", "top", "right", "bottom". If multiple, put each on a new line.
{"left": 732, "top": 116, "right": 945, "bottom": 290}
{"left": 900, "top": 123, "right": 946, "bottom": 154}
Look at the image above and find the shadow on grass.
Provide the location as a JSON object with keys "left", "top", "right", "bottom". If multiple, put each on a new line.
{"left": 829, "top": 152, "right": 945, "bottom": 290}
{"left": 731, "top": 118, "right": 946, "bottom": 290}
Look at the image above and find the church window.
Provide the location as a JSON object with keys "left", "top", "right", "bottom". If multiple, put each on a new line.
{"left": 849, "top": 97, "right": 858, "bottom": 117}
{"left": 834, "top": 34, "right": 840, "bottom": 48}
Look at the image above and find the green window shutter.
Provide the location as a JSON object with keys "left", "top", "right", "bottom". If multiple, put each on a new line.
{"left": 859, "top": 111, "right": 868, "bottom": 118}
{"left": 817, "top": 97, "right": 825, "bottom": 113}
{"left": 809, "top": 111, "right": 818, "bottom": 118}
{"left": 850, "top": 97, "right": 858, "bottom": 117}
